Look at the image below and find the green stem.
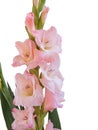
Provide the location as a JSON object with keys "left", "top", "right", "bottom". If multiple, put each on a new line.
{"left": 28, "top": 1, "right": 48, "bottom": 130}
{"left": 34, "top": 105, "right": 46, "bottom": 130}
{"left": 32, "top": 0, "right": 46, "bottom": 29}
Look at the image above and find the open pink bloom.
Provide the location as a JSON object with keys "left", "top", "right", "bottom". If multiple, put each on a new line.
{"left": 46, "top": 120, "right": 60, "bottom": 130}
{"left": 13, "top": 71, "right": 43, "bottom": 107}
{"left": 12, "top": 107, "right": 35, "bottom": 130}
{"left": 40, "top": 52, "right": 60, "bottom": 69}
{"left": 12, "top": 39, "right": 40, "bottom": 69}
{"left": 40, "top": 69, "right": 63, "bottom": 93}
{"left": 25, "top": 12, "right": 35, "bottom": 34}
{"left": 39, "top": 53, "right": 63, "bottom": 93}
{"left": 34, "top": 26, "right": 62, "bottom": 53}
{"left": 27, "top": 50, "right": 60, "bottom": 71}
{"left": 44, "top": 88, "right": 64, "bottom": 112}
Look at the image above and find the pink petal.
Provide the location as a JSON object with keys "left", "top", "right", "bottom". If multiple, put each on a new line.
{"left": 12, "top": 55, "right": 25, "bottom": 67}
{"left": 46, "top": 120, "right": 60, "bottom": 130}
{"left": 44, "top": 88, "right": 64, "bottom": 112}
{"left": 12, "top": 39, "right": 36, "bottom": 67}
{"left": 12, "top": 107, "right": 35, "bottom": 130}
{"left": 13, "top": 72, "right": 43, "bottom": 107}
{"left": 25, "top": 12, "right": 35, "bottom": 34}
{"left": 34, "top": 26, "right": 62, "bottom": 53}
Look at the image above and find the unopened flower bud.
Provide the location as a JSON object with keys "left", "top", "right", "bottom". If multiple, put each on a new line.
{"left": 33, "top": 0, "right": 39, "bottom": 8}
{"left": 40, "top": 6, "right": 49, "bottom": 24}
{"left": 25, "top": 12, "right": 35, "bottom": 34}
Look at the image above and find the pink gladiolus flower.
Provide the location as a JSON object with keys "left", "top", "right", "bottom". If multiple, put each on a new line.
{"left": 25, "top": 12, "right": 35, "bottom": 34}
{"left": 46, "top": 120, "right": 60, "bottom": 130}
{"left": 12, "top": 107, "right": 35, "bottom": 130}
{"left": 34, "top": 26, "right": 62, "bottom": 53}
{"left": 39, "top": 53, "right": 63, "bottom": 93}
{"left": 12, "top": 39, "right": 40, "bottom": 69}
{"left": 40, "top": 70, "right": 63, "bottom": 93}
{"left": 27, "top": 50, "right": 60, "bottom": 71}
{"left": 44, "top": 88, "right": 64, "bottom": 112}
{"left": 12, "top": 39, "right": 35, "bottom": 66}
{"left": 13, "top": 71, "right": 43, "bottom": 107}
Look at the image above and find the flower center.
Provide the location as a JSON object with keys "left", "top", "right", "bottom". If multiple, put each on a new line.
{"left": 23, "top": 84, "right": 33, "bottom": 96}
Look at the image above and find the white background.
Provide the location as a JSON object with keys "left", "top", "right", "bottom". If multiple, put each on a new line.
{"left": 0, "top": 0, "right": 98, "bottom": 130}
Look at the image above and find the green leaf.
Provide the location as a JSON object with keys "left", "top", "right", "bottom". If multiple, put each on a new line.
{"left": 0, "top": 64, "right": 13, "bottom": 109}
{"left": 48, "top": 109, "right": 61, "bottom": 129}
{"left": 0, "top": 63, "right": 14, "bottom": 130}
{"left": 0, "top": 92, "right": 14, "bottom": 130}
{"left": 7, "top": 82, "right": 14, "bottom": 99}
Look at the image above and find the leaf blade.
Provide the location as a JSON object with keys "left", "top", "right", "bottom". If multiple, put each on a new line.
{"left": 1, "top": 92, "right": 14, "bottom": 130}
{"left": 48, "top": 109, "right": 61, "bottom": 129}
{"left": 0, "top": 63, "right": 13, "bottom": 109}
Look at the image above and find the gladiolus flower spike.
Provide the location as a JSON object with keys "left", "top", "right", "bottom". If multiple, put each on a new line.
{"left": 0, "top": 0, "right": 64, "bottom": 130}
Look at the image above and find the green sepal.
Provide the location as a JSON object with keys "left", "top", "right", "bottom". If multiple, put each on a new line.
{"left": 38, "top": 0, "right": 46, "bottom": 13}
{"left": 32, "top": 4, "right": 39, "bottom": 28}
{"left": 29, "top": 66, "right": 39, "bottom": 77}
{"left": 48, "top": 109, "right": 61, "bottom": 129}
{"left": 37, "top": 10, "right": 45, "bottom": 30}
{"left": 25, "top": 26, "right": 35, "bottom": 41}
{"left": 0, "top": 91, "right": 14, "bottom": 130}
{"left": 32, "top": 0, "right": 46, "bottom": 29}
{"left": 38, "top": 16, "right": 44, "bottom": 29}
